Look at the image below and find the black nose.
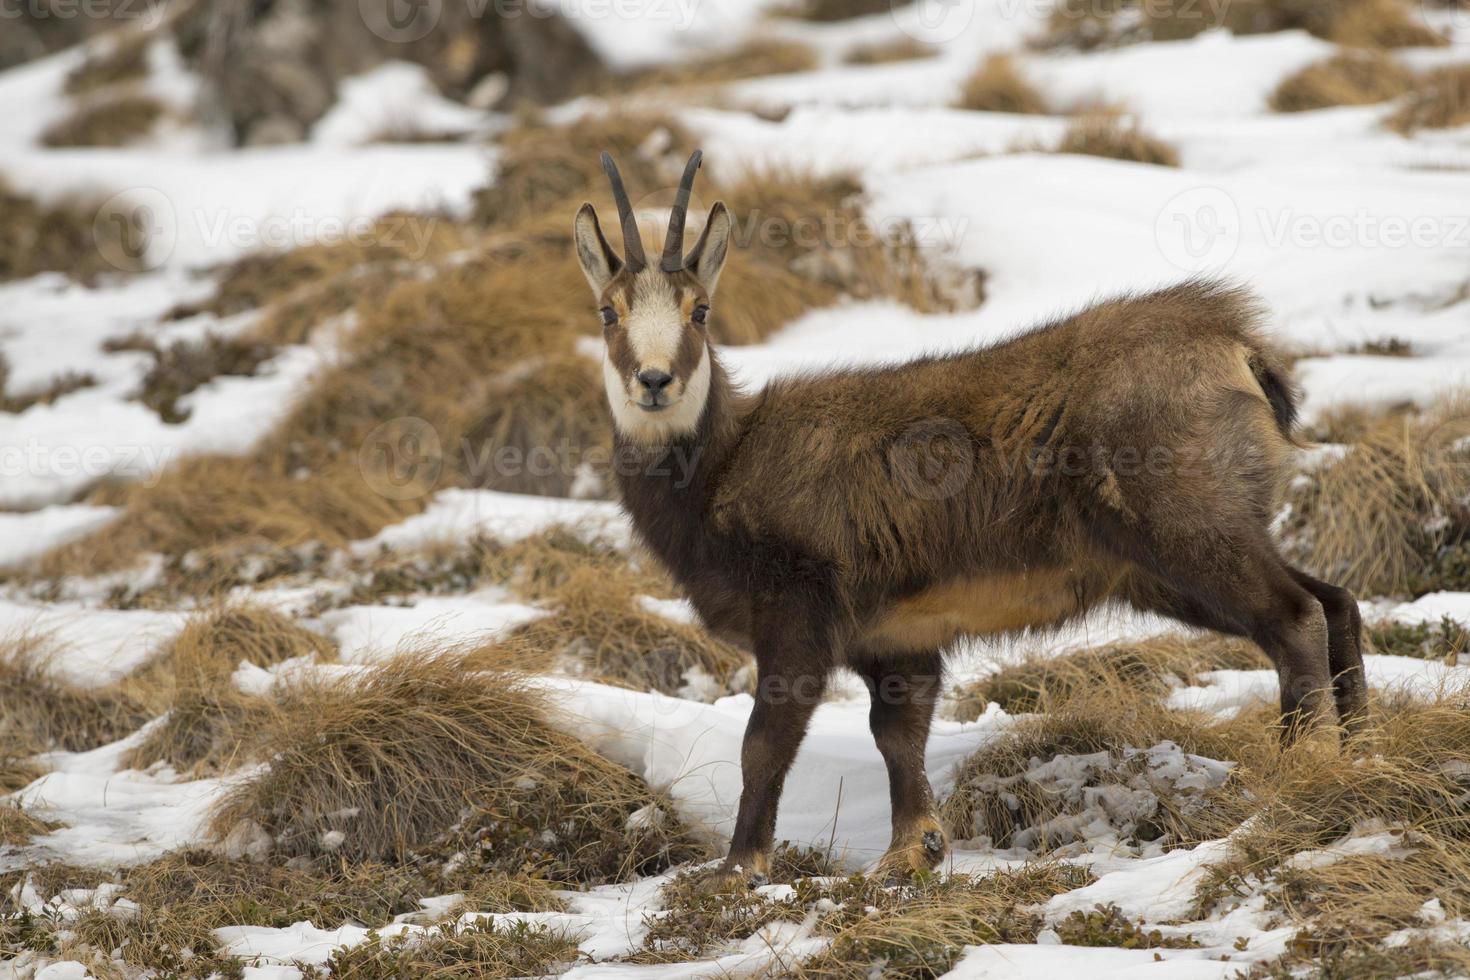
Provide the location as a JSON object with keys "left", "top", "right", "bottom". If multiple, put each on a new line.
{"left": 637, "top": 369, "right": 673, "bottom": 393}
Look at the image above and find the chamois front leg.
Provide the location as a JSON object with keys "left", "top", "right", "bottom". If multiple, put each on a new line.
{"left": 854, "top": 650, "right": 948, "bottom": 879}
{"left": 716, "top": 617, "right": 830, "bottom": 888}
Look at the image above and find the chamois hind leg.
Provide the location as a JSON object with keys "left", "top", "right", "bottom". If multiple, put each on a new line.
{"left": 1285, "top": 567, "right": 1367, "bottom": 733}
{"left": 851, "top": 649, "right": 947, "bottom": 879}
{"left": 1121, "top": 535, "right": 1334, "bottom": 742}
{"left": 718, "top": 613, "right": 832, "bottom": 887}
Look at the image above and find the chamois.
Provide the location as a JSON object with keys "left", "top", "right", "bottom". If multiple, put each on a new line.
{"left": 572, "top": 150, "right": 1366, "bottom": 885}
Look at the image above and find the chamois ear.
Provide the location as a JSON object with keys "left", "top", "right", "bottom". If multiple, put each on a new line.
{"left": 685, "top": 202, "right": 732, "bottom": 295}
{"left": 573, "top": 202, "right": 622, "bottom": 295}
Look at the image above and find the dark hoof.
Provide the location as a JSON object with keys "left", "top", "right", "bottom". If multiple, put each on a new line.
{"left": 749, "top": 872, "right": 770, "bottom": 888}
{"left": 922, "top": 830, "right": 945, "bottom": 856}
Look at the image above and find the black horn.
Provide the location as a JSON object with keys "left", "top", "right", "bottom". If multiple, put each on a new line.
{"left": 661, "top": 149, "right": 703, "bottom": 272}
{"left": 601, "top": 151, "right": 648, "bottom": 271}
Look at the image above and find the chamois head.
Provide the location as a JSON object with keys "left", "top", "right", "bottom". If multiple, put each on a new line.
{"left": 573, "top": 149, "right": 733, "bottom": 445}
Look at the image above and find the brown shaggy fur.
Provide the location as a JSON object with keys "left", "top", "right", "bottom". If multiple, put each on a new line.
{"left": 577, "top": 157, "right": 1364, "bottom": 885}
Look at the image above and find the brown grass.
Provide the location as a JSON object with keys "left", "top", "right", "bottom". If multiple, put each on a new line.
{"left": 7, "top": 849, "right": 563, "bottom": 976}
{"left": 119, "top": 605, "right": 336, "bottom": 775}
{"left": 1053, "top": 110, "right": 1181, "bottom": 166}
{"left": 1270, "top": 50, "right": 1415, "bottom": 112}
{"left": 955, "top": 55, "right": 1049, "bottom": 114}
{"left": 127, "top": 333, "right": 278, "bottom": 424}
{"left": 623, "top": 37, "right": 819, "bottom": 89}
{"left": 948, "top": 633, "right": 1266, "bottom": 721}
{"left": 1041, "top": 0, "right": 1444, "bottom": 50}
{"left": 779, "top": 0, "right": 912, "bottom": 20}
{"left": 1386, "top": 63, "right": 1470, "bottom": 132}
{"left": 844, "top": 37, "right": 935, "bottom": 65}
{"left": 65, "top": 32, "right": 149, "bottom": 96}
{"left": 0, "top": 176, "right": 141, "bottom": 283}
{"left": 0, "top": 800, "right": 53, "bottom": 846}
{"left": 319, "top": 917, "right": 584, "bottom": 977}
{"left": 0, "top": 633, "right": 149, "bottom": 753}
{"left": 40, "top": 93, "right": 164, "bottom": 148}
{"left": 1282, "top": 396, "right": 1470, "bottom": 596}
{"left": 1194, "top": 689, "right": 1470, "bottom": 968}
{"left": 0, "top": 352, "right": 96, "bottom": 413}
{"left": 489, "top": 565, "right": 749, "bottom": 696}
{"left": 209, "top": 651, "right": 708, "bottom": 880}
{"left": 456, "top": 353, "right": 611, "bottom": 497}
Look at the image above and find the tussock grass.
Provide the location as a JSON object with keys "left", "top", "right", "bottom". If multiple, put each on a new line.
{"left": 0, "top": 801, "right": 53, "bottom": 847}
{"left": 129, "top": 333, "right": 278, "bottom": 424}
{"left": 0, "top": 177, "right": 134, "bottom": 284}
{"left": 1194, "top": 690, "right": 1470, "bottom": 965}
{"left": 457, "top": 353, "right": 611, "bottom": 497}
{"left": 40, "top": 93, "right": 164, "bottom": 147}
{"left": 0, "top": 633, "right": 149, "bottom": 753}
{"left": 1052, "top": 903, "right": 1199, "bottom": 948}
{"left": 64, "top": 33, "right": 149, "bottom": 96}
{"left": 637, "top": 862, "right": 1087, "bottom": 968}
{"left": 120, "top": 605, "right": 335, "bottom": 775}
{"left": 1270, "top": 50, "right": 1414, "bottom": 112}
{"left": 1386, "top": 63, "right": 1470, "bottom": 132}
{"left": 1053, "top": 110, "right": 1181, "bottom": 166}
{"left": 1041, "top": 0, "right": 1444, "bottom": 51}
{"left": 779, "top": 0, "right": 912, "bottom": 20}
{"left": 7, "top": 849, "right": 563, "bottom": 976}
{"left": 844, "top": 37, "right": 935, "bottom": 65}
{"left": 0, "top": 353, "right": 96, "bottom": 413}
{"left": 949, "top": 633, "right": 1266, "bottom": 721}
{"left": 625, "top": 37, "right": 819, "bottom": 89}
{"left": 955, "top": 55, "right": 1049, "bottom": 114}
{"left": 1283, "top": 396, "right": 1470, "bottom": 596}
{"left": 492, "top": 566, "right": 748, "bottom": 696}
{"left": 210, "top": 651, "right": 707, "bottom": 880}
{"left": 318, "top": 918, "right": 582, "bottom": 978}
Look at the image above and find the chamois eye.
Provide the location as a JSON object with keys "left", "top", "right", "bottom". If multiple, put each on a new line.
{"left": 600, "top": 307, "right": 617, "bottom": 328}
{"left": 692, "top": 305, "right": 709, "bottom": 325}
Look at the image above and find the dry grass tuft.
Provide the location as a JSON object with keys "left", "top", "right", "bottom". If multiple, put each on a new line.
{"left": 0, "top": 177, "right": 136, "bottom": 284}
{"left": 844, "top": 37, "right": 936, "bottom": 65}
{"left": 210, "top": 651, "right": 707, "bottom": 880}
{"left": 126, "top": 333, "right": 278, "bottom": 424}
{"left": 491, "top": 566, "right": 748, "bottom": 696}
{"left": 1386, "top": 62, "right": 1470, "bottom": 132}
{"left": 1053, "top": 110, "right": 1181, "bottom": 166}
{"left": 0, "top": 801, "right": 54, "bottom": 847}
{"left": 949, "top": 634, "right": 1266, "bottom": 720}
{"left": 457, "top": 353, "right": 611, "bottom": 497}
{"left": 0, "top": 352, "right": 96, "bottom": 413}
{"left": 40, "top": 93, "right": 164, "bottom": 147}
{"left": 8, "top": 848, "right": 563, "bottom": 975}
{"left": 1041, "top": 0, "right": 1444, "bottom": 50}
{"left": 1282, "top": 396, "right": 1470, "bottom": 596}
{"left": 1366, "top": 615, "right": 1469, "bottom": 660}
{"left": 779, "top": 0, "right": 912, "bottom": 20}
{"left": 120, "top": 605, "right": 335, "bottom": 775}
{"left": 0, "top": 633, "right": 149, "bottom": 753}
{"left": 64, "top": 33, "right": 149, "bottom": 96}
{"left": 955, "top": 55, "right": 1049, "bottom": 114}
{"left": 1194, "top": 690, "right": 1470, "bottom": 964}
{"left": 624, "top": 37, "right": 819, "bottom": 89}
{"left": 319, "top": 918, "right": 583, "bottom": 977}
{"left": 1270, "top": 50, "right": 1415, "bottom": 112}
{"left": 638, "top": 862, "right": 1088, "bottom": 969}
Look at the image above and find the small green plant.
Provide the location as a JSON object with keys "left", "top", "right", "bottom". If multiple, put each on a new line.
{"left": 1367, "top": 616, "right": 1469, "bottom": 661}
{"left": 1052, "top": 903, "right": 1200, "bottom": 949}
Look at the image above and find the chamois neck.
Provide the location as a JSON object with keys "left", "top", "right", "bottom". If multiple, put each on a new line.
{"left": 614, "top": 350, "right": 740, "bottom": 505}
